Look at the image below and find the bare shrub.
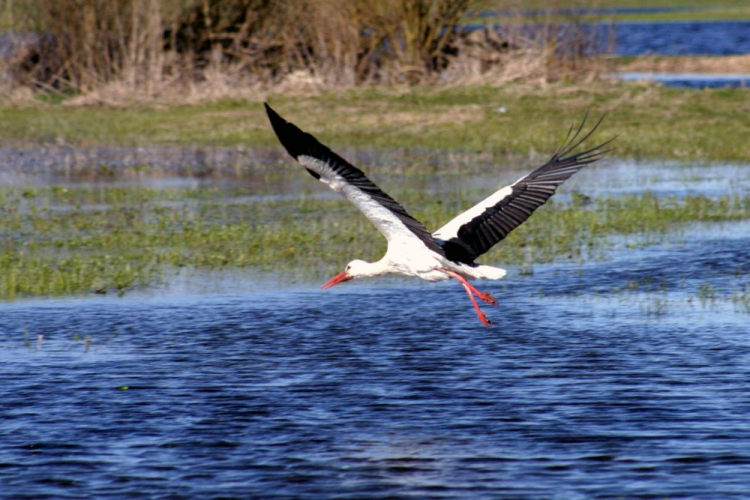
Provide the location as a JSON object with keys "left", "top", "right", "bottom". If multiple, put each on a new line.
{"left": 2, "top": 0, "right": 612, "bottom": 102}
{"left": 18, "top": 1, "right": 165, "bottom": 91}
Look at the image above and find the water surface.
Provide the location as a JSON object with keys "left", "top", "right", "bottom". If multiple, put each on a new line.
{"left": 1, "top": 149, "right": 749, "bottom": 497}
{"left": 463, "top": 20, "right": 750, "bottom": 57}
{"left": 1, "top": 216, "right": 748, "bottom": 498}
{"left": 615, "top": 72, "right": 750, "bottom": 89}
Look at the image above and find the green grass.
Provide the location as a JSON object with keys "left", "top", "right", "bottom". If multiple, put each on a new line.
{"left": 1, "top": 183, "right": 748, "bottom": 300}
{"left": 1, "top": 80, "right": 748, "bottom": 300}
{"left": 610, "top": 7, "right": 750, "bottom": 22}
{"left": 473, "top": 8, "right": 750, "bottom": 23}
{"left": 504, "top": 0, "right": 748, "bottom": 7}
{"left": 469, "top": 1, "right": 750, "bottom": 22}
{"left": 1, "top": 83, "right": 749, "bottom": 162}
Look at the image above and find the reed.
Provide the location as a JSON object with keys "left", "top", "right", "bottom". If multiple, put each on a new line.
{"left": 3, "top": 0, "right": 612, "bottom": 101}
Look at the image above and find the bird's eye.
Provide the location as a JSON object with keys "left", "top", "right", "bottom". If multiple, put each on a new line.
{"left": 345, "top": 265, "right": 351, "bottom": 271}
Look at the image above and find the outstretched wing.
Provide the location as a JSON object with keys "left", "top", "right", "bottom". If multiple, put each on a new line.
{"left": 433, "top": 115, "right": 614, "bottom": 264}
{"left": 265, "top": 103, "right": 444, "bottom": 256}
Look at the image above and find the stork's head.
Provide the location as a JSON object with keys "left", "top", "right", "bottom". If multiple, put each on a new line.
{"left": 321, "top": 260, "right": 371, "bottom": 289}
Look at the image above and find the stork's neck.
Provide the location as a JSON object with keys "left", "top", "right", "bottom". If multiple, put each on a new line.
{"left": 356, "top": 257, "right": 394, "bottom": 278}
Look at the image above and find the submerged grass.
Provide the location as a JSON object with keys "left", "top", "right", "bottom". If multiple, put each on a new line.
{"left": 1, "top": 183, "right": 748, "bottom": 300}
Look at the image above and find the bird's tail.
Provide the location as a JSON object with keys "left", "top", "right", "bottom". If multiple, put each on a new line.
{"left": 473, "top": 265, "right": 507, "bottom": 281}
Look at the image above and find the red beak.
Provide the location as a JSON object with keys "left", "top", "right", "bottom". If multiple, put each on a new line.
{"left": 322, "top": 271, "right": 353, "bottom": 290}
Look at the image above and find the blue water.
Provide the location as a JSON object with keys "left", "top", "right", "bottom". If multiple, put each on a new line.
{"left": 1, "top": 219, "right": 748, "bottom": 499}
{"left": 616, "top": 72, "right": 750, "bottom": 89}
{"left": 465, "top": 20, "right": 750, "bottom": 57}
{"left": 473, "top": 18, "right": 750, "bottom": 89}
{"left": 611, "top": 21, "right": 750, "bottom": 57}
{"left": 532, "top": 20, "right": 750, "bottom": 57}
{"left": 464, "top": 19, "right": 750, "bottom": 89}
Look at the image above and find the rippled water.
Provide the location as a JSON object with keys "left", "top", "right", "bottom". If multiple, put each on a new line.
{"left": 2, "top": 152, "right": 749, "bottom": 497}
{"left": 2, "top": 216, "right": 749, "bottom": 498}
{"left": 611, "top": 20, "right": 750, "bottom": 56}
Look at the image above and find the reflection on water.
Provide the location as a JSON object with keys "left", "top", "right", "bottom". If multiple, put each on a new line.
{"left": 2, "top": 144, "right": 748, "bottom": 199}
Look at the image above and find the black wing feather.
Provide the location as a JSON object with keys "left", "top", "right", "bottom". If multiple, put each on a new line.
{"left": 265, "top": 103, "right": 444, "bottom": 256}
{"left": 445, "top": 115, "right": 614, "bottom": 264}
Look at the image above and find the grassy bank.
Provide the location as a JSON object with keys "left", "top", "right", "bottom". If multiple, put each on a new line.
{"left": 1, "top": 83, "right": 749, "bottom": 162}
{"left": 614, "top": 55, "right": 750, "bottom": 74}
{"left": 475, "top": 2, "right": 750, "bottom": 23}
{"left": 1, "top": 182, "right": 749, "bottom": 300}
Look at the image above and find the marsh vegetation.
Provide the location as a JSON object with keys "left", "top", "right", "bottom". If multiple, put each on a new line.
{"left": 0, "top": 1, "right": 747, "bottom": 305}
{"left": 2, "top": 158, "right": 748, "bottom": 300}
{"left": 1, "top": 3, "right": 749, "bottom": 499}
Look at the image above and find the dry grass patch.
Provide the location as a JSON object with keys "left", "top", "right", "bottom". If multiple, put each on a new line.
{"left": 618, "top": 55, "right": 750, "bottom": 74}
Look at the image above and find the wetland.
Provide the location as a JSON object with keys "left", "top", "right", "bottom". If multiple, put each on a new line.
{"left": 1, "top": 145, "right": 748, "bottom": 301}
{"left": 2, "top": 0, "right": 750, "bottom": 496}
{"left": 1, "top": 83, "right": 749, "bottom": 498}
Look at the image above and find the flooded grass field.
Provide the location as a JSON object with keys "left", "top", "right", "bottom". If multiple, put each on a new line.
{"left": 1, "top": 149, "right": 748, "bottom": 300}
{"left": 1, "top": 147, "right": 749, "bottom": 498}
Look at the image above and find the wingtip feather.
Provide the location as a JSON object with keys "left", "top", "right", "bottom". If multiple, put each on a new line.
{"left": 264, "top": 102, "right": 305, "bottom": 160}
{"left": 263, "top": 102, "right": 282, "bottom": 127}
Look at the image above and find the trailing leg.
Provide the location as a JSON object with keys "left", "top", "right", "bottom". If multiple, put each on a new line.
{"left": 460, "top": 282, "right": 491, "bottom": 327}
{"left": 441, "top": 269, "right": 498, "bottom": 306}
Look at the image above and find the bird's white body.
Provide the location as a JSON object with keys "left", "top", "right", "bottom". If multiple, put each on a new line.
{"left": 302, "top": 157, "right": 508, "bottom": 284}
{"left": 265, "top": 103, "right": 611, "bottom": 326}
{"left": 355, "top": 248, "right": 507, "bottom": 283}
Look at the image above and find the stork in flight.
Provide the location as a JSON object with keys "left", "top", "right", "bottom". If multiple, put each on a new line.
{"left": 265, "top": 103, "right": 613, "bottom": 327}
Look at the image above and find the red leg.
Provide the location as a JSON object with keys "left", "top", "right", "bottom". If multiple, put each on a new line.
{"left": 441, "top": 269, "right": 497, "bottom": 306}
{"left": 460, "top": 282, "right": 491, "bottom": 327}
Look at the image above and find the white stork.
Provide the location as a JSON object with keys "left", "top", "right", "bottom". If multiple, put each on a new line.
{"left": 265, "top": 103, "right": 613, "bottom": 327}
